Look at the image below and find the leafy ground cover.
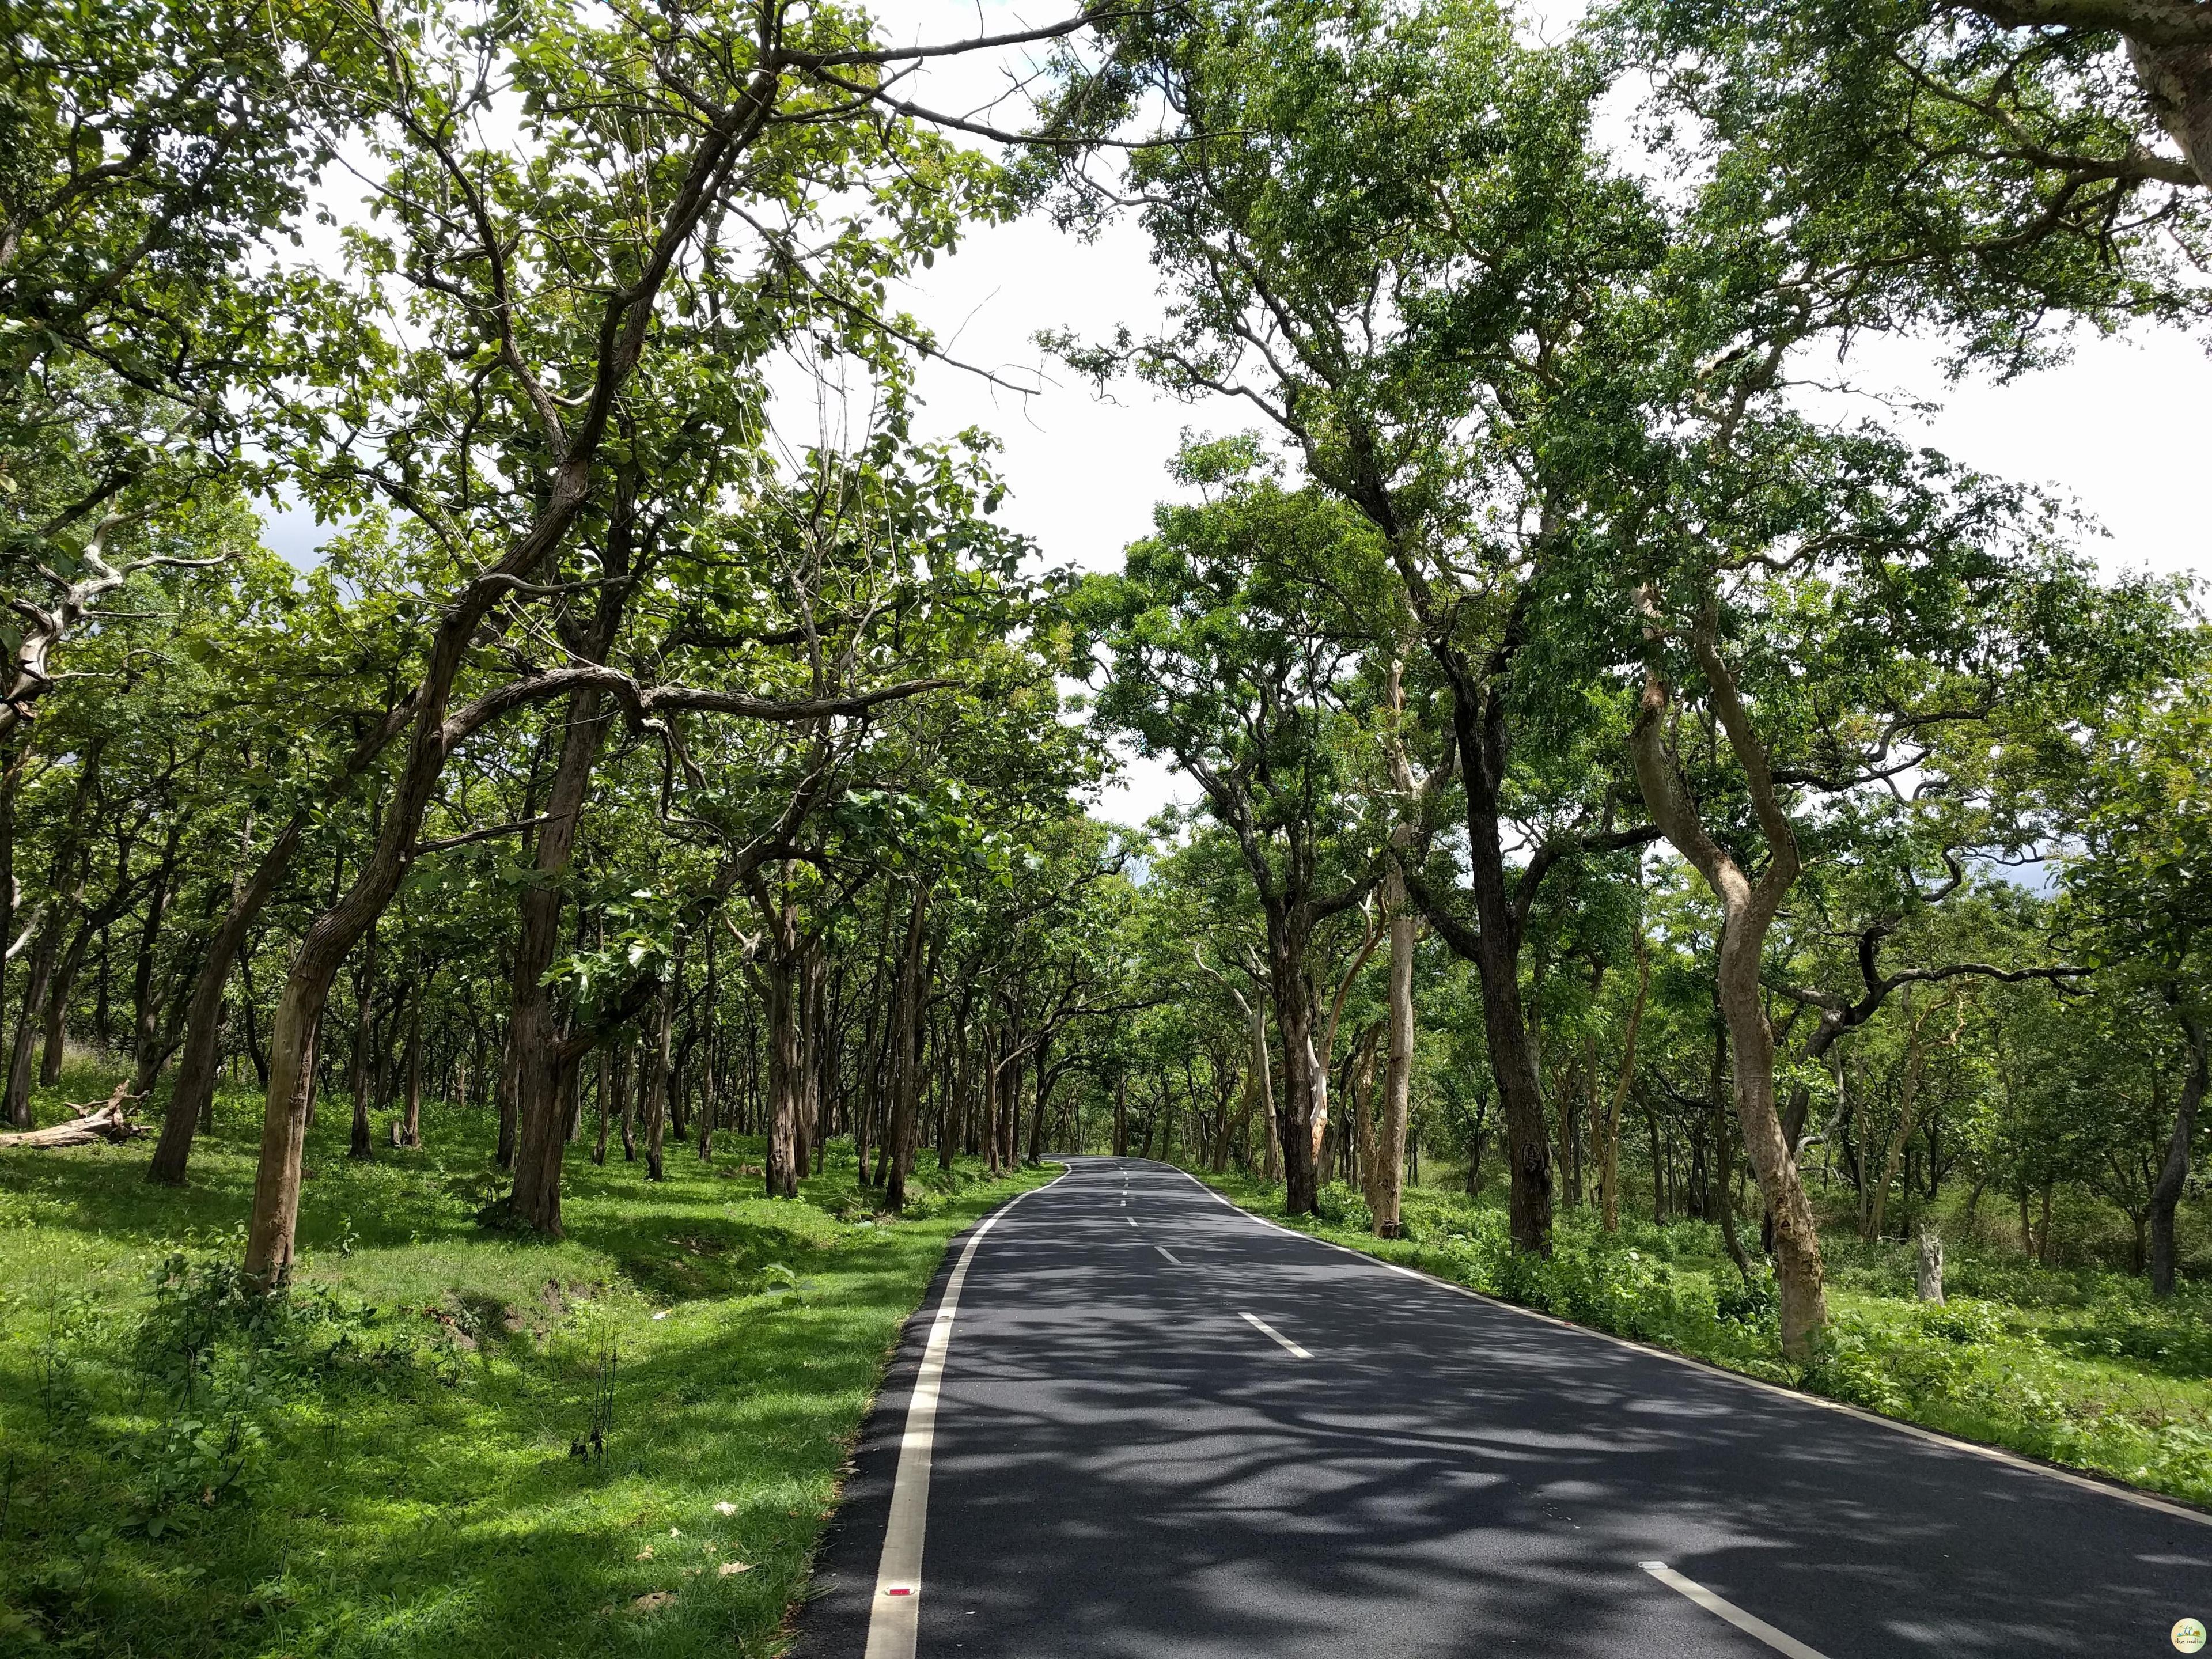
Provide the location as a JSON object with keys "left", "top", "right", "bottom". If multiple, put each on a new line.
{"left": 0, "top": 1063, "right": 1048, "bottom": 1658}
{"left": 1191, "top": 1169, "right": 2212, "bottom": 1511}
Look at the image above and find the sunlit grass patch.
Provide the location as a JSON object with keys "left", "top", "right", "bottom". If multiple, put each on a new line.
{"left": 0, "top": 1065, "right": 1050, "bottom": 1658}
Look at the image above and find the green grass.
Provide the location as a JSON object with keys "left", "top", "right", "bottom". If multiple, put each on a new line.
{"left": 0, "top": 1062, "right": 1051, "bottom": 1658}
{"left": 1187, "top": 1168, "right": 2212, "bottom": 1512}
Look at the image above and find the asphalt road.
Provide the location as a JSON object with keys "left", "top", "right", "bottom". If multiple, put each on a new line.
{"left": 791, "top": 1157, "right": 2212, "bottom": 1659}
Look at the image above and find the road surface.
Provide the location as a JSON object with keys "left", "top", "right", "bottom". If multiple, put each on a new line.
{"left": 791, "top": 1157, "right": 2212, "bottom": 1658}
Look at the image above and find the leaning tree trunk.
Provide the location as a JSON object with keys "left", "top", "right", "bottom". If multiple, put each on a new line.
{"left": 152, "top": 816, "right": 301, "bottom": 1184}
{"left": 6, "top": 752, "right": 99, "bottom": 1126}
{"left": 1629, "top": 604, "right": 1828, "bottom": 1359}
{"left": 2150, "top": 1002, "right": 2207, "bottom": 1297}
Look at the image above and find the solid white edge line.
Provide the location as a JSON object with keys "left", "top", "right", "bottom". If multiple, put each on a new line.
{"left": 1240, "top": 1309, "right": 1313, "bottom": 1359}
{"left": 863, "top": 1165, "right": 1069, "bottom": 1659}
{"left": 1641, "top": 1563, "right": 1832, "bottom": 1659}
{"left": 1163, "top": 1164, "right": 2212, "bottom": 1530}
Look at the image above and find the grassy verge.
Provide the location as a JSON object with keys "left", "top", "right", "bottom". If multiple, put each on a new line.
{"left": 1187, "top": 1168, "right": 2212, "bottom": 1511}
{"left": 0, "top": 1062, "right": 1051, "bottom": 1658}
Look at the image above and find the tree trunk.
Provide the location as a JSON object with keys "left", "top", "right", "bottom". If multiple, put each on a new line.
{"left": 1373, "top": 865, "right": 1417, "bottom": 1237}
{"left": 1863, "top": 993, "right": 1958, "bottom": 1245}
{"left": 6, "top": 918, "right": 63, "bottom": 1128}
{"left": 6, "top": 747, "right": 100, "bottom": 1126}
{"left": 763, "top": 948, "right": 801, "bottom": 1198}
{"left": 885, "top": 884, "right": 929, "bottom": 1211}
{"left": 1271, "top": 964, "right": 1324, "bottom": 1215}
{"left": 593, "top": 1048, "right": 611, "bottom": 1166}
{"left": 2150, "top": 1001, "right": 2206, "bottom": 1297}
{"left": 345, "top": 925, "right": 378, "bottom": 1161}
{"left": 1630, "top": 604, "right": 1827, "bottom": 1360}
{"left": 399, "top": 994, "right": 423, "bottom": 1147}
{"left": 506, "top": 679, "right": 616, "bottom": 1233}
{"left": 153, "top": 810, "right": 304, "bottom": 1185}
{"left": 2127, "top": 37, "right": 2212, "bottom": 191}
{"left": 643, "top": 969, "right": 675, "bottom": 1183}
{"left": 1916, "top": 1226, "right": 1945, "bottom": 1304}
{"left": 1600, "top": 938, "right": 1649, "bottom": 1233}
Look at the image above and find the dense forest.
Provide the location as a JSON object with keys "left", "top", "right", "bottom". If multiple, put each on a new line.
{"left": 3, "top": 0, "right": 2210, "bottom": 1649}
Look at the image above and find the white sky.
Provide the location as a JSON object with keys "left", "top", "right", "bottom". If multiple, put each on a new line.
{"left": 259, "top": 0, "right": 2212, "bottom": 828}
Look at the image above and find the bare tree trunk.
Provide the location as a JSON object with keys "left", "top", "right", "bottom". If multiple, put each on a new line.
{"left": 1863, "top": 992, "right": 1961, "bottom": 1244}
{"left": 762, "top": 948, "right": 801, "bottom": 1198}
{"left": 6, "top": 746, "right": 100, "bottom": 1126}
{"left": 124, "top": 821, "right": 191, "bottom": 1099}
{"left": 2150, "top": 999, "right": 2206, "bottom": 1297}
{"left": 885, "top": 884, "right": 929, "bottom": 1211}
{"left": 345, "top": 925, "right": 378, "bottom": 1161}
{"left": 154, "top": 812, "right": 293, "bottom": 1183}
{"left": 1629, "top": 592, "right": 1827, "bottom": 1359}
{"left": 507, "top": 629, "right": 622, "bottom": 1230}
{"left": 1373, "top": 863, "right": 1417, "bottom": 1237}
{"left": 944, "top": 1006, "right": 968, "bottom": 1172}
{"left": 6, "top": 918, "right": 62, "bottom": 1128}
{"left": 619, "top": 1039, "right": 638, "bottom": 1161}
{"left": 2126, "top": 36, "right": 2212, "bottom": 191}
{"left": 399, "top": 994, "right": 423, "bottom": 1147}
{"left": 593, "top": 1047, "right": 611, "bottom": 1166}
{"left": 1600, "top": 936, "right": 1650, "bottom": 1233}
{"left": 643, "top": 938, "right": 682, "bottom": 1182}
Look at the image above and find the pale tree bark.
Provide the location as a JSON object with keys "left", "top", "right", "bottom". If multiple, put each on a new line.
{"left": 6, "top": 745, "right": 103, "bottom": 1126}
{"left": 2127, "top": 36, "right": 2212, "bottom": 187}
{"left": 1372, "top": 858, "right": 1418, "bottom": 1236}
{"left": 1628, "top": 586, "right": 1828, "bottom": 1361}
{"left": 0, "top": 516, "right": 219, "bottom": 745}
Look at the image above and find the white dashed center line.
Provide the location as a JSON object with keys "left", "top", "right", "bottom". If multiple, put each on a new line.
{"left": 1239, "top": 1311, "right": 1312, "bottom": 1359}
{"left": 1154, "top": 1244, "right": 1183, "bottom": 1266}
{"left": 1639, "top": 1563, "right": 1831, "bottom": 1659}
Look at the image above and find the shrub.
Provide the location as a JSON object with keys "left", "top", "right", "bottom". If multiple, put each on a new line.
{"left": 1316, "top": 1183, "right": 1373, "bottom": 1233}
{"left": 1913, "top": 1298, "right": 2005, "bottom": 1345}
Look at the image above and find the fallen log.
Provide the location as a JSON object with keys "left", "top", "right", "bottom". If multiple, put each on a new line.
{"left": 0, "top": 1081, "right": 144, "bottom": 1149}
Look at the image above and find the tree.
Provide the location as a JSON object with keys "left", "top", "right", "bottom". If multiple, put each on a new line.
{"left": 1077, "top": 446, "right": 1384, "bottom": 1214}
{"left": 2061, "top": 661, "right": 2212, "bottom": 1293}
